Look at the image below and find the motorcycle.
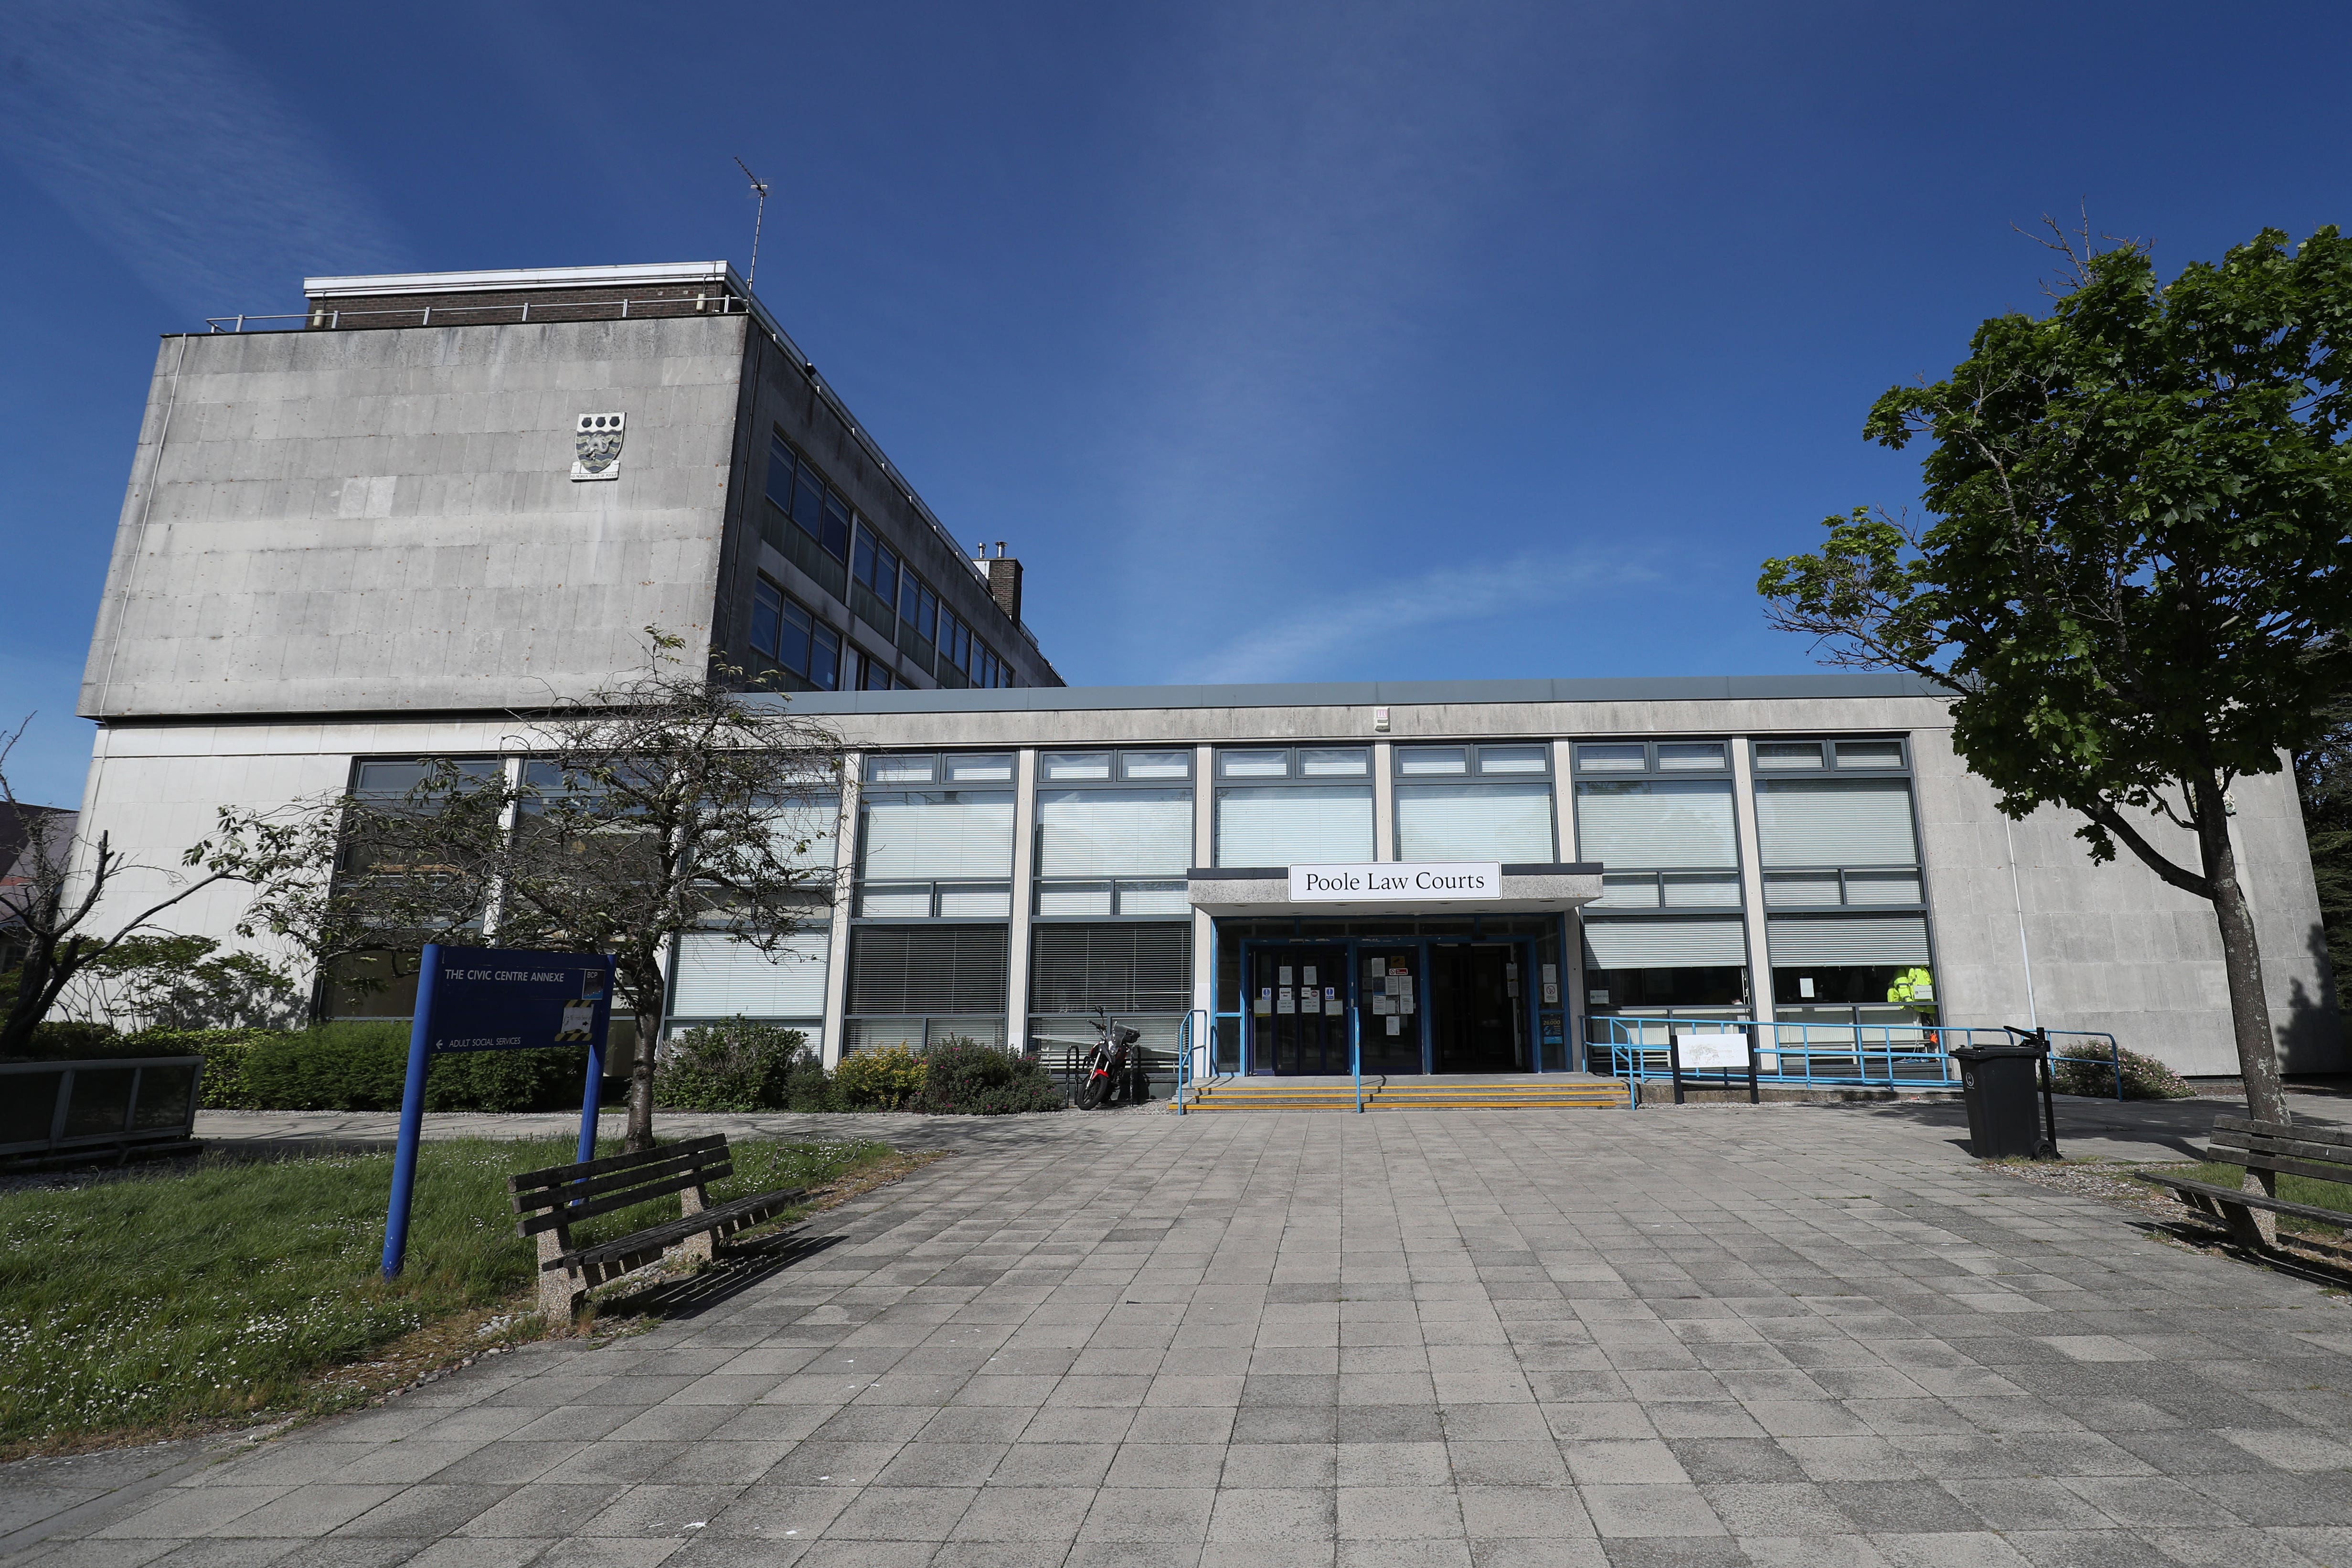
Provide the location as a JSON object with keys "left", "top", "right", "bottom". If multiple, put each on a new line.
{"left": 1077, "top": 1006, "right": 1140, "bottom": 1109}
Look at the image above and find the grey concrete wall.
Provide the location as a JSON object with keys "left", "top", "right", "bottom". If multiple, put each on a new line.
{"left": 80, "top": 317, "right": 751, "bottom": 719}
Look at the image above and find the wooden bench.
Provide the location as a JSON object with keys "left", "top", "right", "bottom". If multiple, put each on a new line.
{"left": 2135, "top": 1114, "right": 2352, "bottom": 1251}
{"left": 509, "top": 1134, "right": 810, "bottom": 1316}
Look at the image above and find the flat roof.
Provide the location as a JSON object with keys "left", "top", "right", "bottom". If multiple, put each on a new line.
{"left": 760, "top": 671, "right": 1945, "bottom": 716}
{"left": 303, "top": 262, "right": 742, "bottom": 299}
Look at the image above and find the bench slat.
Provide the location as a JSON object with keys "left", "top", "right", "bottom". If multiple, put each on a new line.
{"left": 516, "top": 1163, "right": 732, "bottom": 1237}
{"left": 2135, "top": 1173, "right": 2352, "bottom": 1229}
{"left": 509, "top": 1133, "right": 728, "bottom": 1195}
{"left": 564, "top": 1185, "right": 811, "bottom": 1268}
{"left": 2209, "top": 1115, "right": 2352, "bottom": 1152}
{"left": 2207, "top": 1130, "right": 2352, "bottom": 1168}
{"left": 510, "top": 1143, "right": 734, "bottom": 1216}
{"left": 2199, "top": 1149, "right": 2352, "bottom": 1188}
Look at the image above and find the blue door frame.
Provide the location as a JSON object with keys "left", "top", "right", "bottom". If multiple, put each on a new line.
{"left": 1230, "top": 932, "right": 1547, "bottom": 1076}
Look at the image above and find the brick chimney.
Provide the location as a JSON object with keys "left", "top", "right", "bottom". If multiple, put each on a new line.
{"left": 983, "top": 543, "right": 1022, "bottom": 627}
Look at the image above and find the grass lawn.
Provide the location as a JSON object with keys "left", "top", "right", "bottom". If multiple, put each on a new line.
{"left": 0, "top": 1136, "right": 898, "bottom": 1449}
{"left": 2165, "top": 1160, "right": 2352, "bottom": 1239}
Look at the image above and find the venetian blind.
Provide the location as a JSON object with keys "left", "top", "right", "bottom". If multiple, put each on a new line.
{"left": 846, "top": 925, "right": 1010, "bottom": 1014}
{"left": 1036, "top": 789, "right": 1193, "bottom": 877}
{"left": 1766, "top": 914, "right": 1931, "bottom": 966}
{"left": 1573, "top": 781, "right": 1737, "bottom": 868}
{"left": 1394, "top": 783, "right": 1555, "bottom": 862}
{"left": 858, "top": 791, "right": 1015, "bottom": 880}
{"left": 1215, "top": 786, "right": 1373, "bottom": 867}
{"left": 1028, "top": 923, "right": 1193, "bottom": 1013}
{"left": 1753, "top": 779, "right": 1918, "bottom": 867}
{"left": 670, "top": 931, "right": 830, "bottom": 1018}
{"left": 1581, "top": 917, "right": 1748, "bottom": 968}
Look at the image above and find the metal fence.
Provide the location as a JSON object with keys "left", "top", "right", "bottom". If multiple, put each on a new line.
{"left": 1585, "top": 1018, "right": 2125, "bottom": 1100}
{"left": 0, "top": 1056, "right": 206, "bottom": 1164}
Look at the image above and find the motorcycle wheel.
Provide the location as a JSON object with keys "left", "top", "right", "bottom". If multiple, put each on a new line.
{"left": 1079, "top": 1075, "right": 1107, "bottom": 1109}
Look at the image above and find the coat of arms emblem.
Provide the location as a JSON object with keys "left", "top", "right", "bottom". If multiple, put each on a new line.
{"left": 572, "top": 411, "right": 625, "bottom": 480}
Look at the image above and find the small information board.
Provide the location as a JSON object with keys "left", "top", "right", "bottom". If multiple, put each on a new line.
{"left": 381, "top": 942, "right": 617, "bottom": 1278}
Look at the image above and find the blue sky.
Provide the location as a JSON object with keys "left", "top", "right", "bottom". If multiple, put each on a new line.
{"left": 2, "top": 0, "right": 2348, "bottom": 807}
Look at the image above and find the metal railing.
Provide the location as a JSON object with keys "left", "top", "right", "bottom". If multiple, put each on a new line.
{"left": 1, "top": 1056, "right": 206, "bottom": 1163}
{"left": 1175, "top": 1008, "right": 1210, "bottom": 1114}
{"left": 1586, "top": 1018, "right": 2126, "bottom": 1100}
{"left": 206, "top": 295, "right": 754, "bottom": 333}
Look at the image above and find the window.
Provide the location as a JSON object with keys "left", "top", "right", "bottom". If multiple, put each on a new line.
{"left": 1029, "top": 924, "right": 1192, "bottom": 1013}
{"left": 1215, "top": 786, "right": 1373, "bottom": 866}
{"left": 1042, "top": 752, "right": 1113, "bottom": 781}
{"left": 1122, "top": 750, "right": 1190, "bottom": 780}
{"left": 859, "top": 785, "right": 1017, "bottom": 880}
{"left": 1754, "top": 741, "right": 1824, "bottom": 771}
{"left": 1218, "top": 747, "right": 1368, "bottom": 780}
{"left": 669, "top": 931, "right": 830, "bottom": 1020}
{"left": 1037, "top": 789, "right": 1192, "bottom": 878}
{"left": 1576, "top": 741, "right": 1728, "bottom": 775}
{"left": 809, "top": 622, "right": 841, "bottom": 690}
{"left": 1575, "top": 780, "right": 1737, "bottom": 867}
{"left": 749, "top": 580, "right": 783, "bottom": 660}
{"left": 1395, "top": 783, "right": 1555, "bottom": 862}
{"left": 1754, "top": 779, "right": 1917, "bottom": 868}
{"left": 768, "top": 435, "right": 851, "bottom": 562}
{"left": 1398, "top": 747, "right": 1467, "bottom": 776}
{"left": 845, "top": 924, "right": 1010, "bottom": 1050}
{"left": 1299, "top": 748, "right": 1368, "bottom": 777}
{"left": 778, "top": 598, "right": 815, "bottom": 678}
{"left": 1835, "top": 739, "right": 1905, "bottom": 770}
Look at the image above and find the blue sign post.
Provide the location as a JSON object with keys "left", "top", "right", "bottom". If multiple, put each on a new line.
{"left": 380, "top": 943, "right": 618, "bottom": 1279}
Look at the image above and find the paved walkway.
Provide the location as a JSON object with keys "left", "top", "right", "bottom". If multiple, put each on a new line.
{"left": 7, "top": 1103, "right": 2352, "bottom": 1567}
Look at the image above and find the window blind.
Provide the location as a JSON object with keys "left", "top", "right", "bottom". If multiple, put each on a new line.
{"left": 1028, "top": 923, "right": 1193, "bottom": 1013}
{"left": 847, "top": 925, "right": 1009, "bottom": 1014}
{"left": 1766, "top": 914, "right": 1931, "bottom": 965}
{"left": 1036, "top": 789, "right": 1193, "bottom": 877}
{"left": 1573, "top": 781, "right": 1737, "bottom": 868}
{"left": 1215, "top": 786, "right": 1373, "bottom": 866}
{"left": 766, "top": 795, "right": 841, "bottom": 874}
{"left": 1754, "top": 779, "right": 1918, "bottom": 867}
{"left": 1582, "top": 917, "right": 1747, "bottom": 968}
{"left": 858, "top": 791, "right": 1015, "bottom": 880}
{"left": 1395, "top": 783, "right": 1555, "bottom": 862}
{"left": 670, "top": 931, "right": 830, "bottom": 1018}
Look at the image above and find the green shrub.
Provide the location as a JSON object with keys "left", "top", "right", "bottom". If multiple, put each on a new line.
{"left": 126, "top": 1028, "right": 280, "bottom": 1108}
{"left": 2053, "top": 1045, "right": 2192, "bottom": 1100}
{"left": 834, "top": 1044, "right": 926, "bottom": 1110}
{"left": 652, "top": 1020, "right": 809, "bottom": 1111}
{"left": 913, "top": 1038, "right": 1067, "bottom": 1115}
{"left": 11, "top": 1021, "right": 124, "bottom": 1061}
{"left": 239, "top": 1023, "right": 593, "bottom": 1113}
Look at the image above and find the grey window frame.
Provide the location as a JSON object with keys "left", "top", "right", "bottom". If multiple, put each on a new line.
{"left": 1033, "top": 750, "right": 1197, "bottom": 922}
{"left": 1749, "top": 736, "right": 1927, "bottom": 911}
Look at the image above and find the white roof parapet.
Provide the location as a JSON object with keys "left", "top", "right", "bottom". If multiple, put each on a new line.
{"left": 303, "top": 262, "right": 743, "bottom": 299}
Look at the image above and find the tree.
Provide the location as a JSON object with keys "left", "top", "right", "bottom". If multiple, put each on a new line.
{"left": 200, "top": 634, "right": 846, "bottom": 1150}
{"left": 55, "top": 933, "right": 304, "bottom": 1033}
{"left": 0, "top": 720, "right": 257, "bottom": 1057}
{"left": 1757, "top": 224, "right": 2352, "bottom": 1127}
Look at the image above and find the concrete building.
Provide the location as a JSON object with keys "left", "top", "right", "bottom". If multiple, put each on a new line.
{"left": 63, "top": 265, "right": 2342, "bottom": 1083}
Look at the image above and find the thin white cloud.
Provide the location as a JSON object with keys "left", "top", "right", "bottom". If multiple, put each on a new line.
{"left": 1174, "top": 547, "right": 1659, "bottom": 684}
{"left": 0, "top": 0, "right": 404, "bottom": 317}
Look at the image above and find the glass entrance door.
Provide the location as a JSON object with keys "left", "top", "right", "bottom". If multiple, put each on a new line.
{"left": 1431, "top": 943, "right": 1529, "bottom": 1072}
{"left": 1358, "top": 946, "right": 1423, "bottom": 1074}
{"left": 1248, "top": 945, "right": 1350, "bottom": 1075}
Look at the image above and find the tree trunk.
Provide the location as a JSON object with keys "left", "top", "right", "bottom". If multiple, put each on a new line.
{"left": 624, "top": 1011, "right": 659, "bottom": 1152}
{"left": 2190, "top": 771, "right": 2289, "bottom": 1131}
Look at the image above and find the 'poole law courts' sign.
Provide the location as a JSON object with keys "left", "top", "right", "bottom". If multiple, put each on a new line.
{"left": 1290, "top": 863, "right": 1501, "bottom": 901}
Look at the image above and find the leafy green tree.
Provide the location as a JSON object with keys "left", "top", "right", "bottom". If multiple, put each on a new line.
{"left": 1758, "top": 225, "right": 2352, "bottom": 1126}
{"left": 199, "top": 635, "right": 846, "bottom": 1151}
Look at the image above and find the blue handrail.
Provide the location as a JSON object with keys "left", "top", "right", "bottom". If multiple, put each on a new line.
{"left": 1175, "top": 1008, "right": 1210, "bottom": 1115}
{"left": 1585, "top": 1017, "right": 2127, "bottom": 1099}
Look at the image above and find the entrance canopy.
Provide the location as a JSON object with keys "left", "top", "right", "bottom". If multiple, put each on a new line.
{"left": 1189, "top": 862, "right": 1603, "bottom": 918}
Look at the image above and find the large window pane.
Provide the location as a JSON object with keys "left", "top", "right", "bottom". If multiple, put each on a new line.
{"left": 1395, "top": 783, "right": 1554, "bottom": 861}
{"left": 1215, "top": 785, "right": 1373, "bottom": 866}
{"left": 859, "top": 791, "right": 1016, "bottom": 879}
{"left": 1038, "top": 789, "right": 1193, "bottom": 877}
{"left": 1574, "top": 780, "right": 1736, "bottom": 868}
{"left": 1754, "top": 779, "right": 1918, "bottom": 866}
{"left": 670, "top": 931, "right": 830, "bottom": 1018}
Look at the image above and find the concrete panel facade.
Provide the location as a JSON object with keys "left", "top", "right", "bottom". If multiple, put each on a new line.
{"left": 81, "top": 317, "right": 752, "bottom": 719}
{"left": 64, "top": 677, "right": 2343, "bottom": 1078}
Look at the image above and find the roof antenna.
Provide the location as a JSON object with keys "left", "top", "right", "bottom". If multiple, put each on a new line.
{"left": 734, "top": 157, "right": 770, "bottom": 289}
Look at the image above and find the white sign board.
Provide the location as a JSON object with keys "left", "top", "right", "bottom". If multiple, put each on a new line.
{"left": 1288, "top": 862, "right": 1502, "bottom": 902}
{"left": 1678, "top": 1034, "right": 1749, "bottom": 1070}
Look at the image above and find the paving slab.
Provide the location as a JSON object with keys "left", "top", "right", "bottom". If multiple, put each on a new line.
{"left": 5, "top": 1102, "right": 2351, "bottom": 1567}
